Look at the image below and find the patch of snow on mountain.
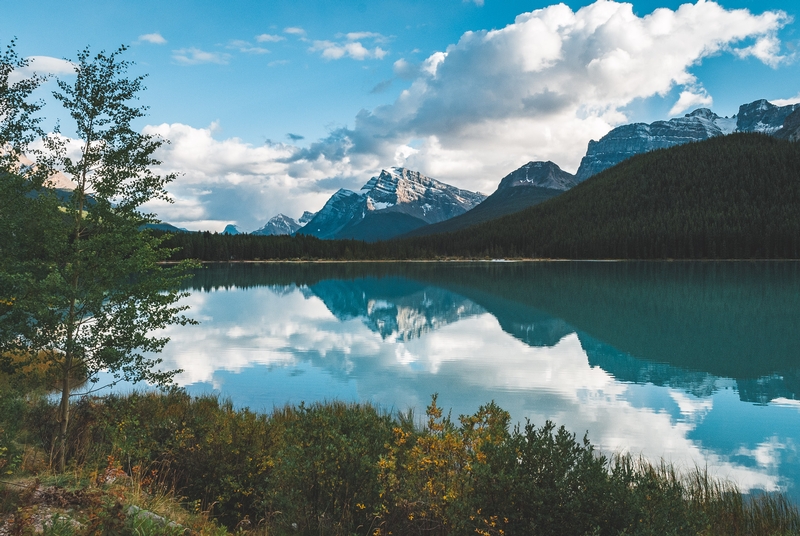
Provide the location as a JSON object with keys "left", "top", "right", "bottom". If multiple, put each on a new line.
{"left": 714, "top": 117, "right": 737, "bottom": 135}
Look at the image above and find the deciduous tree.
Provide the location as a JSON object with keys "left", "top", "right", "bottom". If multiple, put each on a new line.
{"left": 0, "top": 43, "right": 195, "bottom": 471}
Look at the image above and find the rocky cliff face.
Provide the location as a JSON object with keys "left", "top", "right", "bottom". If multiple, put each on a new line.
{"left": 298, "top": 167, "right": 485, "bottom": 240}
{"left": 736, "top": 99, "right": 800, "bottom": 134}
{"left": 360, "top": 168, "right": 486, "bottom": 223}
{"left": 575, "top": 100, "right": 800, "bottom": 182}
{"left": 497, "top": 161, "right": 577, "bottom": 191}
{"left": 775, "top": 108, "right": 800, "bottom": 142}
{"left": 401, "top": 161, "right": 572, "bottom": 239}
{"left": 252, "top": 214, "right": 302, "bottom": 236}
{"left": 298, "top": 211, "right": 317, "bottom": 225}
{"left": 299, "top": 189, "right": 366, "bottom": 240}
{"left": 575, "top": 108, "right": 734, "bottom": 182}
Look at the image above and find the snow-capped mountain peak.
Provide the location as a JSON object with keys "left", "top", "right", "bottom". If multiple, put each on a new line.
{"left": 252, "top": 213, "right": 302, "bottom": 236}
{"left": 297, "top": 168, "right": 485, "bottom": 241}
{"left": 575, "top": 99, "right": 800, "bottom": 181}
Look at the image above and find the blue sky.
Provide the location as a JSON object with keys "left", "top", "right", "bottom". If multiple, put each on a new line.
{"left": 4, "top": 0, "right": 800, "bottom": 231}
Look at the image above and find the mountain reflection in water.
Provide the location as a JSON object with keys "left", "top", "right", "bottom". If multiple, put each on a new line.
{"left": 164, "top": 261, "right": 800, "bottom": 498}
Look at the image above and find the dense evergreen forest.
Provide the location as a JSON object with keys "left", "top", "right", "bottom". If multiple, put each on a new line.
{"left": 164, "top": 133, "right": 800, "bottom": 260}
{"left": 400, "top": 185, "right": 564, "bottom": 238}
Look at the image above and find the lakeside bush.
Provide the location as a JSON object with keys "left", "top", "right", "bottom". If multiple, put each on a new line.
{"left": 2, "top": 388, "right": 800, "bottom": 535}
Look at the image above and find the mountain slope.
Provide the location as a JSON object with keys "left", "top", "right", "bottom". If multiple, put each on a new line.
{"left": 297, "top": 189, "right": 366, "bottom": 240}
{"left": 252, "top": 214, "right": 302, "bottom": 236}
{"left": 575, "top": 100, "right": 800, "bottom": 182}
{"left": 337, "top": 212, "right": 429, "bottom": 241}
{"left": 222, "top": 224, "right": 242, "bottom": 235}
{"left": 298, "top": 167, "right": 485, "bottom": 241}
{"left": 403, "top": 161, "right": 573, "bottom": 238}
{"left": 775, "top": 108, "right": 800, "bottom": 142}
{"left": 396, "top": 134, "right": 800, "bottom": 259}
{"left": 142, "top": 222, "right": 189, "bottom": 233}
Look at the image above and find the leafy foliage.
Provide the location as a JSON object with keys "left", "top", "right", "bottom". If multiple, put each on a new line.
{"left": 0, "top": 42, "right": 195, "bottom": 472}
{"left": 6, "top": 390, "right": 798, "bottom": 535}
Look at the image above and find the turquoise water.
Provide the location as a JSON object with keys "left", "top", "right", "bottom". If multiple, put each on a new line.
{"left": 154, "top": 261, "right": 800, "bottom": 499}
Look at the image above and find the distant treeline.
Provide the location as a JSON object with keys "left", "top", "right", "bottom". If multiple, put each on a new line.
{"left": 164, "top": 133, "right": 800, "bottom": 260}
{"left": 162, "top": 232, "right": 412, "bottom": 261}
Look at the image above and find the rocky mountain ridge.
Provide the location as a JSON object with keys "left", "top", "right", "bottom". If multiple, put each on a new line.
{"left": 296, "top": 167, "right": 485, "bottom": 241}
{"left": 401, "top": 161, "right": 574, "bottom": 238}
{"left": 775, "top": 108, "right": 800, "bottom": 142}
{"left": 497, "top": 161, "right": 577, "bottom": 191}
{"left": 257, "top": 98, "right": 800, "bottom": 241}
{"left": 576, "top": 100, "right": 800, "bottom": 181}
{"left": 252, "top": 214, "right": 302, "bottom": 236}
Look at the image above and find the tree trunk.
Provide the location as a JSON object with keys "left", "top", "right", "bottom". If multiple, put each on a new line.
{"left": 57, "top": 359, "right": 71, "bottom": 473}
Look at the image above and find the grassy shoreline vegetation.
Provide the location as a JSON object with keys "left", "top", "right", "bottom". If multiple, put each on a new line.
{"left": 2, "top": 379, "right": 800, "bottom": 535}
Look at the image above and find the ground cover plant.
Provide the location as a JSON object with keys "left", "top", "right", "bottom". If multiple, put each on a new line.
{"left": 2, "top": 385, "right": 799, "bottom": 536}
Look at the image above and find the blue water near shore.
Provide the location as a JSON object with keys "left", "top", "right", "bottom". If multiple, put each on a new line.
{"left": 147, "top": 261, "right": 800, "bottom": 500}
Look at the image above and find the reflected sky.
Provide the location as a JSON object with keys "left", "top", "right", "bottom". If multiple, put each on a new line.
{"left": 146, "top": 262, "right": 800, "bottom": 499}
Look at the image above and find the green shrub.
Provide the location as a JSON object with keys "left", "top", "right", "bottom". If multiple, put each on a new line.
{"left": 269, "top": 401, "right": 393, "bottom": 535}
{"left": 7, "top": 390, "right": 800, "bottom": 535}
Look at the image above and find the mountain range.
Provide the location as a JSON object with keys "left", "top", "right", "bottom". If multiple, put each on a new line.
{"left": 402, "top": 161, "right": 576, "bottom": 238}
{"left": 252, "top": 211, "right": 316, "bottom": 236}
{"left": 575, "top": 100, "right": 799, "bottom": 181}
{"left": 221, "top": 97, "right": 800, "bottom": 242}
{"left": 397, "top": 132, "right": 800, "bottom": 259}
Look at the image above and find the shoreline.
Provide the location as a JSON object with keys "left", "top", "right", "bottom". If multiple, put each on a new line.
{"left": 160, "top": 257, "right": 800, "bottom": 264}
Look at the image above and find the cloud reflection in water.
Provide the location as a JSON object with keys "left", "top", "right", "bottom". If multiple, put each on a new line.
{"left": 151, "top": 269, "right": 800, "bottom": 498}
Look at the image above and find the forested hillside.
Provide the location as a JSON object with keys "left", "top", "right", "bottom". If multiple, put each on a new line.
{"left": 398, "top": 133, "right": 800, "bottom": 259}
{"left": 165, "top": 133, "right": 800, "bottom": 260}
{"left": 401, "top": 185, "right": 563, "bottom": 238}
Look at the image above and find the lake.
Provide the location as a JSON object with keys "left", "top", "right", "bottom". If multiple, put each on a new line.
{"left": 152, "top": 261, "right": 800, "bottom": 499}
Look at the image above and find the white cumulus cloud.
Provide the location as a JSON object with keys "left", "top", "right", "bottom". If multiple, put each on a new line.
{"left": 143, "top": 1, "right": 790, "bottom": 230}
{"left": 732, "top": 34, "right": 787, "bottom": 67}
{"left": 227, "top": 40, "right": 270, "bottom": 54}
{"left": 342, "top": 31, "right": 388, "bottom": 42}
{"left": 289, "top": 0, "right": 790, "bottom": 195}
{"left": 137, "top": 33, "right": 167, "bottom": 45}
{"left": 10, "top": 56, "right": 75, "bottom": 82}
{"left": 310, "top": 40, "right": 387, "bottom": 60}
{"left": 140, "top": 122, "right": 363, "bottom": 231}
{"left": 256, "top": 33, "right": 285, "bottom": 43}
{"left": 669, "top": 89, "right": 714, "bottom": 116}
{"left": 771, "top": 92, "right": 800, "bottom": 106}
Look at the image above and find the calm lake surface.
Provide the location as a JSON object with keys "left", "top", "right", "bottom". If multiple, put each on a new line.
{"left": 155, "top": 261, "right": 800, "bottom": 499}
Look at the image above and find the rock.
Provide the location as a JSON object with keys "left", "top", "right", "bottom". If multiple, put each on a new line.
{"left": 497, "top": 161, "right": 577, "bottom": 191}
{"left": 127, "top": 505, "right": 187, "bottom": 534}
{"left": 575, "top": 100, "right": 800, "bottom": 182}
